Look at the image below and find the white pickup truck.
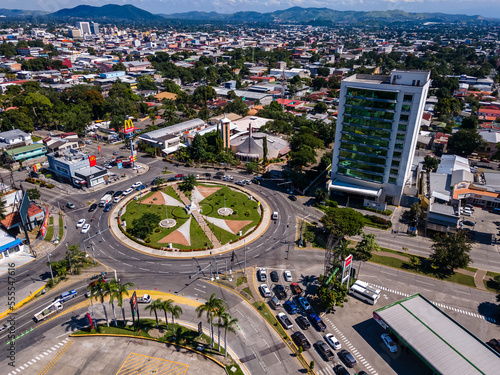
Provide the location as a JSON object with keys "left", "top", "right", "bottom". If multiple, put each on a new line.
{"left": 34, "top": 301, "right": 63, "bottom": 322}
{"left": 136, "top": 294, "right": 152, "bottom": 304}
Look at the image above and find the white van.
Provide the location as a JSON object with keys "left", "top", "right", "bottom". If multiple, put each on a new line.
{"left": 272, "top": 211, "right": 278, "bottom": 220}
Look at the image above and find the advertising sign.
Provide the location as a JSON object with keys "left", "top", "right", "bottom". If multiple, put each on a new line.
{"left": 373, "top": 312, "right": 388, "bottom": 330}
{"left": 98, "top": 145, "right": 101, "bottom": 153}
{"left": 124, "top": 119, "right": 135, "bottom": 134}
{"left": 344, "top": 254, "right": 353, "bottom": 268}
{"left": 87, "top": 313, "right": 94, "bottom": 330}
{"left": 117, "top": 162, "right": 122, "bottom": 169}
{"left": 89, "top": 155, "right": 97, "bottom": 167}
{"left": 40, "top": 205, "right": 49, "bottom": 238}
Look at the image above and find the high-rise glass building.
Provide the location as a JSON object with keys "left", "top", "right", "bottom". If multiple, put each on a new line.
{"left": 329, "top": 70, "right": 430, "bottom": 205}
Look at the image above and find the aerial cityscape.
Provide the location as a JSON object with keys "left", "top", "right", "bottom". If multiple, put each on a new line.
{"left": 0, "top": 2, "right": 499, "bottom": 375}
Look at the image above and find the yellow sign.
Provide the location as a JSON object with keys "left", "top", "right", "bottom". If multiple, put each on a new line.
{"left": 124, "top": 119, "right": 135, "bottom": 134}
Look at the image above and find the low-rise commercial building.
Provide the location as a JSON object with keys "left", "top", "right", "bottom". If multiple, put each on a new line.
{"left": 47, "top": 149, "right": 108, "bottom": 187}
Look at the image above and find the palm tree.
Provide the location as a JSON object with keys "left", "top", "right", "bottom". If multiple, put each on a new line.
{"left": 195, "top": 293, "right": 225, "bottom": 349}
{"left": 103, "top": 281, "right": 118, "bottom": 326}
{"left": 220, "top": 313, "right": 239, "bottom": 357}
{"left": 170, "top": 304, "right": 183, "bottom": 332}
{"left": 145, "top": 299, "right": 164, "bottom": 328}
{"left": 88, "top": 278, "right": 109, "bottom": 327}
{"left": 111, "top": 280, "right": 134, "bottom": 326}
{"left": 160, "top": 299, "right": 173, "bottom": 330}
{"left": 214, "top": 304, "right": 227, "bottom": 352}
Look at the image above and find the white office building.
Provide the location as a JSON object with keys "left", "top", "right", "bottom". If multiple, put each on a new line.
{"left": 329, "top": 70, "right": 431, "bottom": 205}
{"left": 76, "top": 22, "right": 91, "bottom": 35}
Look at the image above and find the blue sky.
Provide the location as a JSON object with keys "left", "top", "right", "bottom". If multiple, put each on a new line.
{"left": 2, "top": 0, "right": 500, "bottom": 19}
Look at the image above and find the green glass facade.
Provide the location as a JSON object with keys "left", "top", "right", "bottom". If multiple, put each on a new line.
{"left": 338, "top": 88, "right": 398, "bottom": 183}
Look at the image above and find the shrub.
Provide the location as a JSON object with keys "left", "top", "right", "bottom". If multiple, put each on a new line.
{"left": 154, "top": 228, "right": 161, "bottom": 233}
{"left": 45, "top": 174, "right": 52, "bottom": 179}
{"left": 327, "top": 200, "right": 338, "bottom": 207}
{"left": 145, "top": 237, "right": 151, "bottom": 243}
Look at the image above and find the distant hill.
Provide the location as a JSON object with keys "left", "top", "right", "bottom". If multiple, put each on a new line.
{"left": 49, "top": 4, "right": 165, "bottom": 23}
{"left": 161, "top": 6, "right": 490, "bottom": 23}
{"left": 0, "top": 8, "right": 46, "bottom": 18}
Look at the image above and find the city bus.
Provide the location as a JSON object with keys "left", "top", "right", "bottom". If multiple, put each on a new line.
{"left": 349, "top": 280, "right": 381, "bottom": 305}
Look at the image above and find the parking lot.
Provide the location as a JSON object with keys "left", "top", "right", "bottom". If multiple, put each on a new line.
{"left": 253, "top": 267, "right": 433, "bottom": 375}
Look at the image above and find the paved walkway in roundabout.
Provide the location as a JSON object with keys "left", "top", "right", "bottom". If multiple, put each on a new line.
{"left": 108, "top": 181, "right": 271, "bottom": 258}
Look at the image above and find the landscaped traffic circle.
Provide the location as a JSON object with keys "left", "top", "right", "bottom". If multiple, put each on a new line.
{"left": 118, "top": 182, "right": 264, "bottom": 252}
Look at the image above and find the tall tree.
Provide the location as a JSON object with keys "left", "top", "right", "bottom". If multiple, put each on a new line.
{"left": 111, "top": 279, "right": 134, "bottom": 326}
{"left": 170, "top": 304, "right": 183, "bottom": 333}
{"left": 214, "top": 304, "right": 226, "bottom": 352}
{"left": 430, "top": 231, "right": 473, "bottom": 274}
{"left": 160, "top": 299, "right": 174, "bottom": 330}
{"left": 220, "top": 313, "right": 238, "bottom": 357}
{"left": 196, "top": 293, "right": 224, "bottom": 349}
{"left": 354, "top": 233, "right": 380, "bottom": 261}
{"left": 424, "top": 155, "right": 439, "bottom": 171}
{"left": 103, "top": 281, "right": 118, "bottom": 326}
{"left": 88, "top": 278, "right": 109, "bottom": 327}
{"left": 321, "top": 207, "right": 365, "bottom": 239}
{"left": 145, "top": 299, "right": 164, "bottom": 328}
{"left": 447, "top": 129, "right": 485, "bottom": 157}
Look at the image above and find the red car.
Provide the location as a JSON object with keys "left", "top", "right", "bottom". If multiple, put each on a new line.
{"left": 480, "top": 158, "right": 491, "bottom": 163}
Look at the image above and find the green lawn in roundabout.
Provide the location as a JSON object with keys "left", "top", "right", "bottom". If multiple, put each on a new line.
{"left": 199, "top": 185, "right": 262, "bottom": 245}
{"left": 121, "top": 188, "right": 211, "bottom": 250}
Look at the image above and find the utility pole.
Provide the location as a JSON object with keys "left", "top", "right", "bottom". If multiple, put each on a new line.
{"left": 46, "top": 252, "right": 54, "bottom": 280}
{"left": 65, "top": 242, "right": 73, "bottom": 275}
{"left": 91, "top": 241, "right": 96, "bottom": 265}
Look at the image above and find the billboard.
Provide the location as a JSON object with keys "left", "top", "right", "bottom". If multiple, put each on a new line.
{"left": 40, "top": 205, "right": 49, "bottom": 238}
{"left": 89, "top": 155, "right": 97, "bottom": 167}
{"left": 124, "top": 119, "right": 135, "bottom": 134}
{"left": 19, "top": 191, "right": 30, "bottom": 226}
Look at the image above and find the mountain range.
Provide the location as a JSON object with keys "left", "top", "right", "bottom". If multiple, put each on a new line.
{"left": 0, "top": 5, "right": 494, "bottom": 24}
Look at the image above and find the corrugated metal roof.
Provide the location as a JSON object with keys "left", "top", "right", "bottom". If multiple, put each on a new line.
{"left": 376, "top": 294, "right": 500, "bottom": 374}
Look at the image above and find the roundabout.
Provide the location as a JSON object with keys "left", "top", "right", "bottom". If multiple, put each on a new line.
{"left": 111, "top": 181, "right": 271, "bottom": 257}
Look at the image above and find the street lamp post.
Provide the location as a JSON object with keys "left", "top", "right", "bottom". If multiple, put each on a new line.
{"left": 46, "top": 252, "right": 54, "bottom": 280}
{"left": 65, "top": 242, "right": 73, "bottom": 275}
{"left": 91, "top": 241, "right": 96, "bottom": 265}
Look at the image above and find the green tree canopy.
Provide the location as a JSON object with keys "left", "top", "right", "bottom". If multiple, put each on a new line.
{"left": 447, "top": 129, "right": 485, "bottom": 157}
{"left": 314, "top": 102, "right": 328, "bottom": 114}
{"left": 129, "top": 213, "right": 161, "bottom": 240}
{"left": 424, "top": 155, "right": 439, "bottom": 171}
{"left": 353, "top": 233, "right": 380, "bottom": 261}
{"left": 430, "top": 231, "right": 473, "bottom": 274}
{"left": 461, "top": 116, "right": 478, "bottom": 129}
{"left": 321, "top": 207, "right": 365, "bottom": 239}
{"left": 179, "top": 174, "right": 198, "bottom": 192}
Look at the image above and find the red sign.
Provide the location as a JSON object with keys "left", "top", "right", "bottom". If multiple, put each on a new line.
{"left": 40, "top": 205, "right": 49, "bottom": 238}
{"left": 129, "top": 155, "right": 134, "bottom": 162}
{"left": 87, "top": 313, "right": 94, "bottom": 330}
{"left": 89, "top": 155, "right": 97, "bottom": 167}
{"left": 98, "top": 145, "right": 101, "bottom": 153}
{"left": 344, "top": 254, "right": 353, "bottom": 268}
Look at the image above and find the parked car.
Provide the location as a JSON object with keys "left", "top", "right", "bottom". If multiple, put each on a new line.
{"left": 283, "top": 270, "right": 292, "bottom": 282}
{"left": 334, "top": 365, "right": 350, "bottom": 375}
{"left": 291, "top": 331, "right": 311, "bottom": 351}
{"left": 381, "top": 333, "right": 398, "bottom": 353}
{"left": 257, "top": 268, "right": 267, "bottom": 282}
{"left": 113, "top": 196, "right": 122, "bottom": 203}
{"left": 81, "top": 224, "right": 91, "bottom": 234}
{"left": 275, "top": 285, "right": 287, "bottom": 300}
{"left": 277, "top": 313, "right": 293, "bottom": 329}
{"left": 284, "top": 301, "right": 297, "bottom": 314}
{"left": 288, "top": 195, "right": 297, "bottom": 201}
{"left": 66, "top": 202, "right": 76, "bottom": 209}
{"left": 291, "top": 282, "right": 303, "bottom": 295}
{"left": 298, "top": 296, "right": 311, "bottom": 311}
{"left": 309, "top": 313, "right": 326, "bottom": 332}
{"left": 113, "top": 191, "right": 123, "bottom": 197}
{"left": 136, "top": 184, "right": 147, "bottom": 191}
{"left": 260, "top": 284, "right": 271, "bottom": 298}
{"left": 338, "top": 349, "right": 357, "bottom": 368}
{"left": 103, "top": 203, "right": 112, "bottom": 212}
{"left": 296, "top": 316, "right": 310, "bottom": 330}
{"left": 325, "top": 333, "right": 341, "bottom": 350}
{"left": 88, "top": 203, "right": 97, "bottom": 212}
{"left": 481, "top": 158, "right": 491, "bottom": 163}
{"left": 314, "top": 340, "right": 335, "bottom": 362}
{"left": 131, "top": 181, "right": 142, "bottom": 188}
{"left": 76, "top": 219, "right": 86, "bottom": 228}
{"left": 270, "top": 271, "right": 279, "bottom": 282}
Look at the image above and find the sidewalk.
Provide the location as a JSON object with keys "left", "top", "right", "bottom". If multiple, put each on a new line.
{"left": 109, "top": 182, "right": 271, "bottom": 258}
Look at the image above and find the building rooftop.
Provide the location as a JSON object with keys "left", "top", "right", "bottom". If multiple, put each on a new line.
{"left": 375, "top": 294, "right": 500, "bottom": 375}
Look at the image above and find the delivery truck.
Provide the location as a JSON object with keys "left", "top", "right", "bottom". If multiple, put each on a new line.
{"left": 34, "top": 301, "right": 63, "bottom": 322}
